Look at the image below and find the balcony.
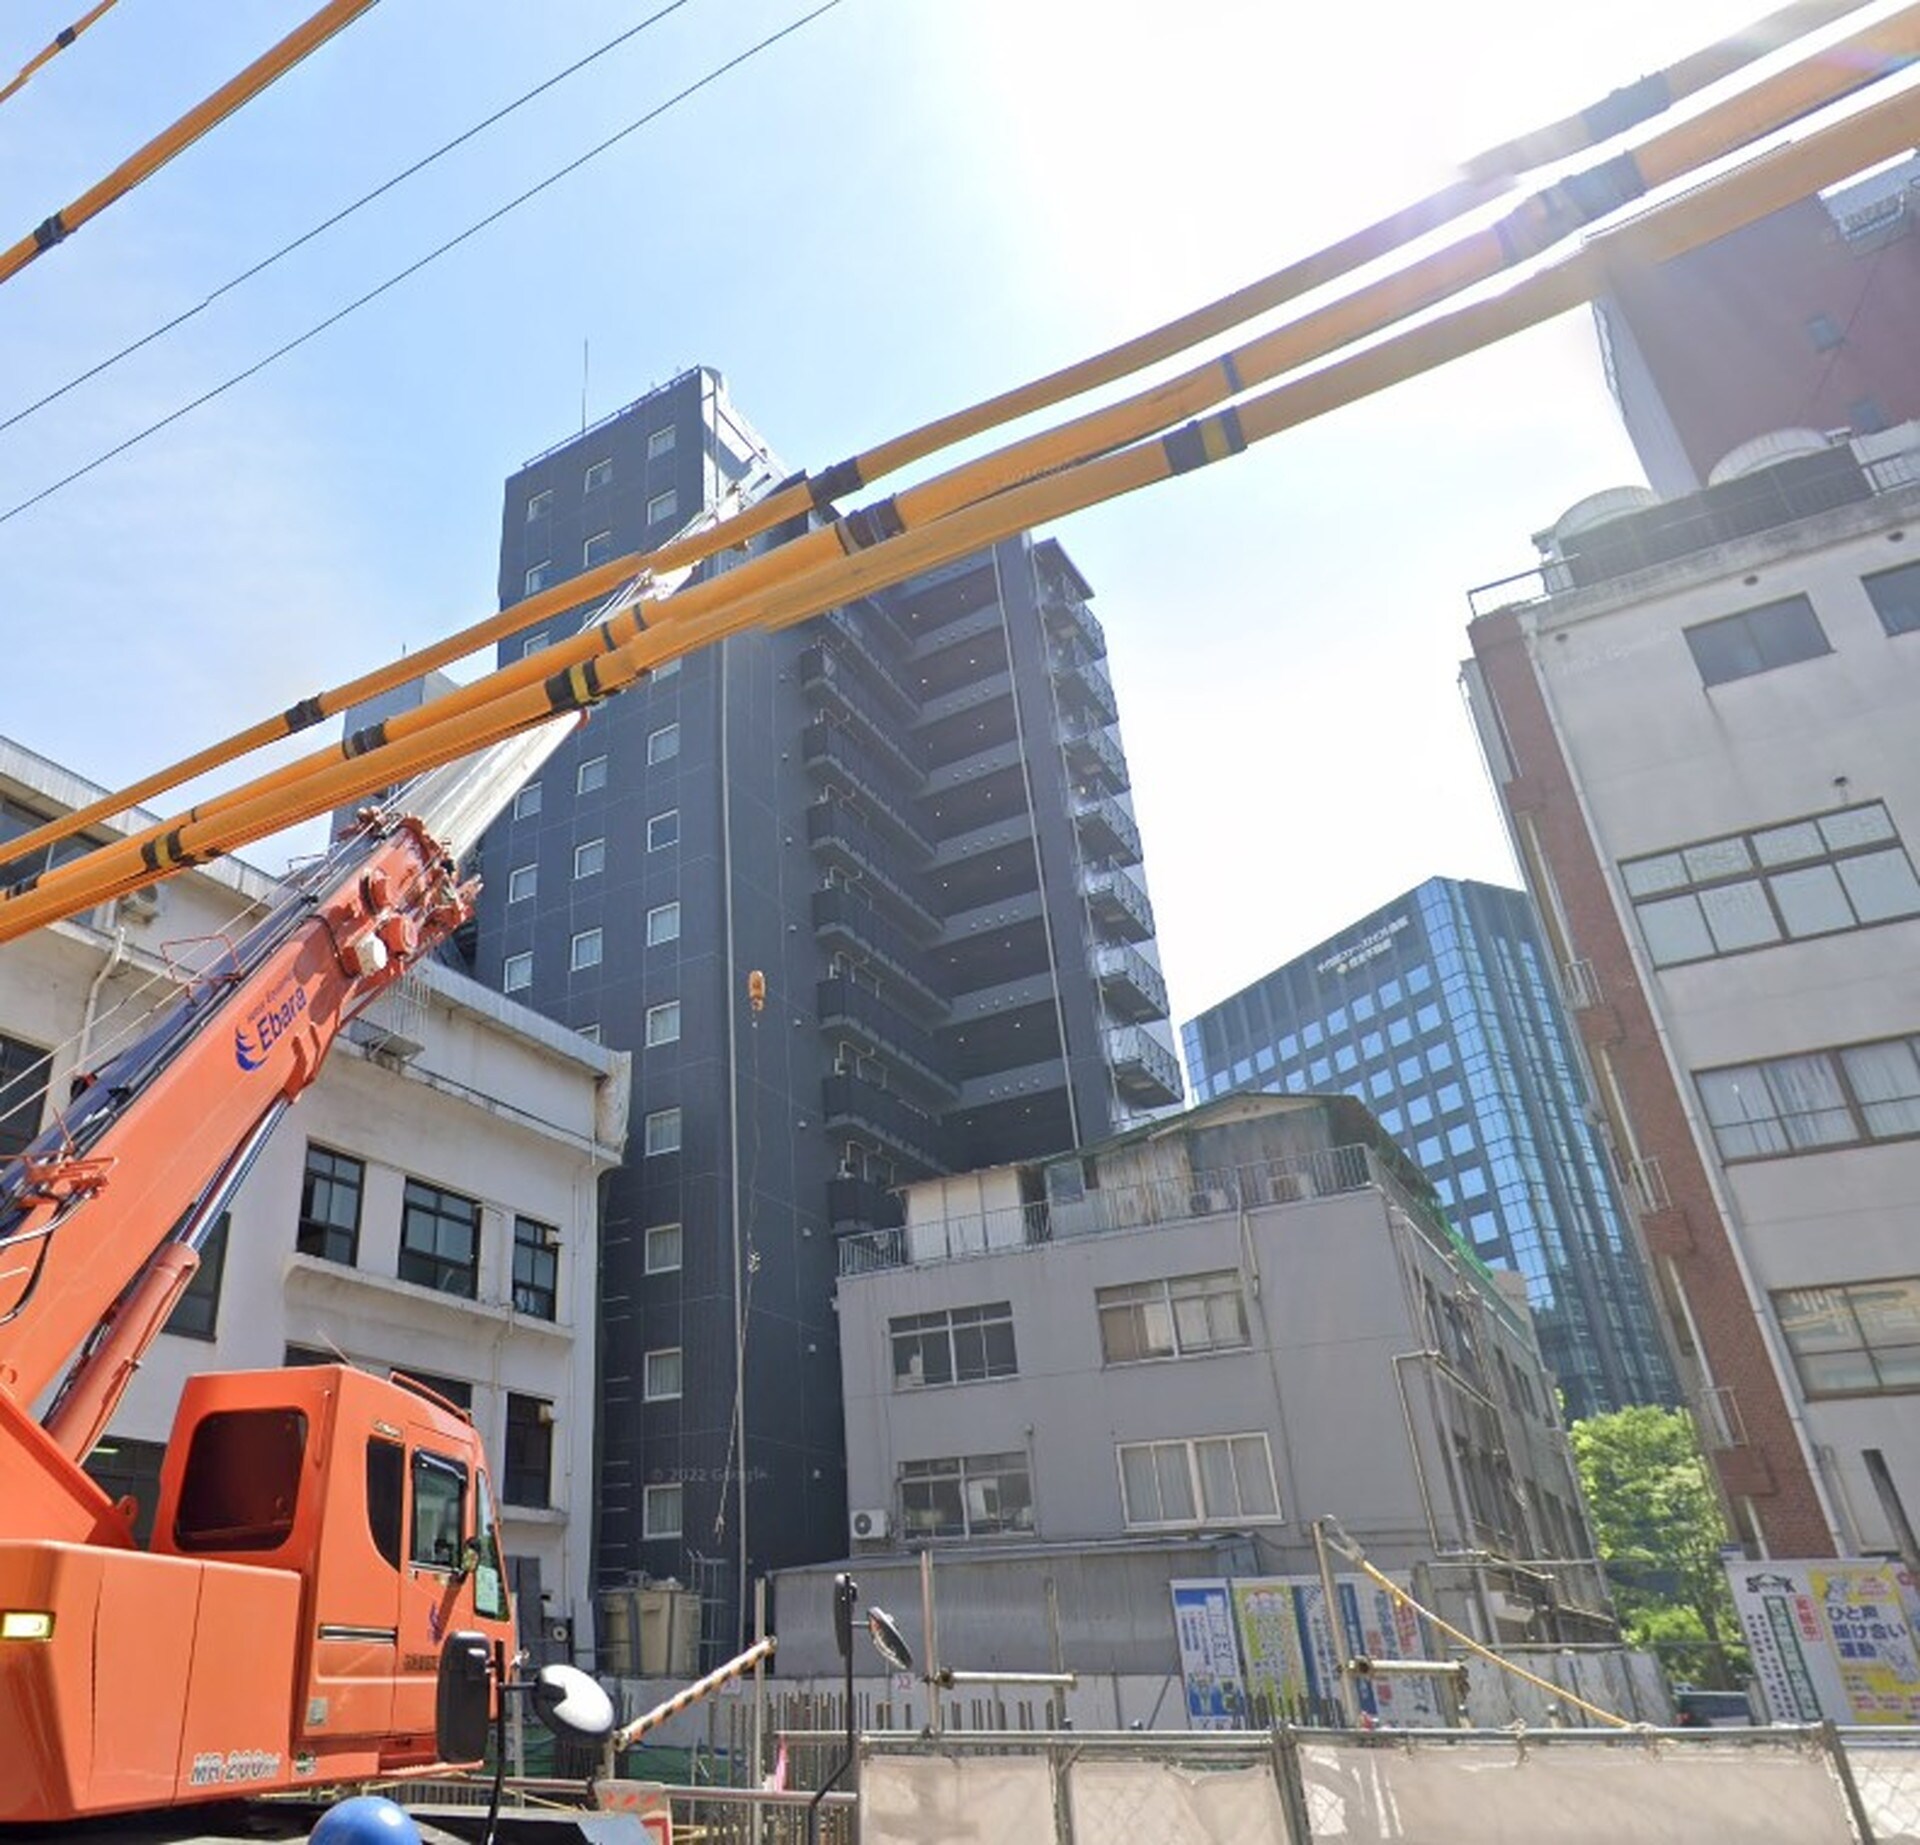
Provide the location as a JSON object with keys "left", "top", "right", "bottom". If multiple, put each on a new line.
{"left": 818, "top": 977, "right": 957, "bottom": 1098}
{"left": 1092, "top": 942, "right": 1167, "bottom": 1021}
{"left": 806, "top": 803, "right": 939, "bottom": 933}
{"left": 836, "top": 1140, "right": 1378, "bottom": 1276}
{"left": 818, "top": 607, "right": 919, "bottom": 712}
{"left": 1105, "top": 1025, "right": 1183, "bottom": 1106}
{"left": 927, "top": 811, "right": 1035, "bottom": 873}
{"left": 1061, "top": 723, "right": 1127, "bottom": 795}
{"left": 797, "top": 646, "right": 923, "bottom": 779}
{"left": 1072, "top": 791, "right": 1141, "bottom": 866}
{"left": 827, "top": 1174, "right": 898, "bottom": 1230}
{"left": 1052, "top": 652, "right": 1118, "bottom": 728}
{"left": 822, "top": 1073, "right": 953, "bottom": 1174}
{"left": 802, "top": 722, "right": 931, "bottom": 855}
{"left": 1468, "top": 436, "right": 1919, "bottom": 617}
{"left": 812, "top": 887, "right": 947, "bottom": 1016}
{"left": 1082, "top": 866, "right": 1154, "bottom": 942}
{"left": 1038, "top": 574, "right": 1106, "bottom": 660}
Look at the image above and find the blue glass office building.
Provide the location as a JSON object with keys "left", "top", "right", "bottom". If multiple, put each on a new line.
{"left": 1182, "top": 877, "right": 1674, "bottom": 1419}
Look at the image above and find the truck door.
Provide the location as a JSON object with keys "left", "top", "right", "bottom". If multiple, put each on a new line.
{"left": 394, "top": 1440, "right": 511, "bottom": 1746}
{"left": 303, "top": 1432, "right": 406, "bottom": 1743}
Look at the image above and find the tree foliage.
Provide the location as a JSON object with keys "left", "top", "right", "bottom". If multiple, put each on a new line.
{"left": 1570, "top": 1405, "right": 1747, "bottom": 1686}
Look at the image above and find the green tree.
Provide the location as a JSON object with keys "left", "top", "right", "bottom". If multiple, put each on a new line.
{"left": 1570, "top": 1405, "right": 1747, "bottom": 1687}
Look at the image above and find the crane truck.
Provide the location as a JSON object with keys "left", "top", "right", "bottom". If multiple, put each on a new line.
{"left": 0, "top": 727, "right": 584, "bottom": 1826}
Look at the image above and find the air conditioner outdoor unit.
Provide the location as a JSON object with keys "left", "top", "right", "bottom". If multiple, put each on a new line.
{"left": 850, "top": 1507, "right": 890, "bottom": 1542}
{"left": 117, "top": 885, "right": 162, "bottom": 923}
{"left": 1188, "top": 1187, "right": 1233, "bottom": 1216}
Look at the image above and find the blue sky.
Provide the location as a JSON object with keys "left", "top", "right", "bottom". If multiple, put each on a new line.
{"left": 0, "top": 0, "right": 1793, "bottom": 1025}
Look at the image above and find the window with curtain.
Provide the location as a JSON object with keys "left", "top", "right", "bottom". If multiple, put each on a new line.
{"left": 1697, "top": 1034, "right": 1920, "bottom": 1160}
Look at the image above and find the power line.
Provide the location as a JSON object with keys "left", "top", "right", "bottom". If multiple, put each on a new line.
{"left": 0, "top": 0, "right": 842, "bottom": 529}
{"left": 0, "top": 0, "right": 698, "bottom": 440}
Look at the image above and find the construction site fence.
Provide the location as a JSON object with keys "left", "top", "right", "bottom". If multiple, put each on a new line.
{"left": 857, "top": 1725, "right": 1920, "bottom": 1845}
{"left": 382, "top": 1776, "right": 858, "bottom": 1845}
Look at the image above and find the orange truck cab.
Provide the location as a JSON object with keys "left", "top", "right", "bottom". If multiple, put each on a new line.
{"left": 0, "top": 1364, "right": 514, "bottom": 1824}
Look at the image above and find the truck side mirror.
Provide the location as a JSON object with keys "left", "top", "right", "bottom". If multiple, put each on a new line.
{"left": 531, "top": 1663, "right": 615, "bottom": 1745}
{"left": 436, "top": 1630, "right": 493, "bottom": 1763}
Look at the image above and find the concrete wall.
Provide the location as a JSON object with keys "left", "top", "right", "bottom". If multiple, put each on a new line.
{"left": 1467, "top": 438, "right": 1920, "bottom": 1554}
{"left": 838, "top": 1136, "right": 1595, "bottom": 1643}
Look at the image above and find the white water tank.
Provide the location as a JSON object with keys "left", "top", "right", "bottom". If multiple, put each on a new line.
{"left": 1551, "top": 485, "right": 1659, "bottom": 543}
{"left": 1707, "top": 427, "right": 1834, "bottom": 485}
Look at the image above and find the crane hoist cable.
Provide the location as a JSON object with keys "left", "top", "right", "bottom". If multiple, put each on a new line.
{"left": 0, "top": 0, "right": 1895, "bottom": 872}
{"left": 0, "top": 0, "right": 122, "bottom": 109}
{"left": 0, "top": 0, "right": 379, "bottom": 287}
{"left": 0, "top": 69, "right": 1910, "bottom": 947}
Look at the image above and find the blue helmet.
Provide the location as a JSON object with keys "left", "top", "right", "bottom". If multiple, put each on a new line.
{"left": 309, "top": 1794, "right": 423, "bottom": 1844}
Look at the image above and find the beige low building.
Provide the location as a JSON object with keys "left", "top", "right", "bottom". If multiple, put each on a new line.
{"left": 0, "top": 734, "right": 627, "bottom": 1657}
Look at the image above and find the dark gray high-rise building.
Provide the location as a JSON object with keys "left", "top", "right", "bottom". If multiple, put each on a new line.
{"left": 470, "top": 367, "right": 1182, "bottom": 1655}
{"left": 1183, "top": 877, "right": 1674, "bottom": 1420}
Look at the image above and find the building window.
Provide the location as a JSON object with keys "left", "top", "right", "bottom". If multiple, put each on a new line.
{"left": 503, "top": 952, "right": 533, "bottom": 993}
{"left": 577, "top": 754, "right": 608, "bottom": 795}
{"left": 503, "top": 1394, "right": 553, "bottom": 1508}
{"left": 899, "top": 1453, "right": 1033, "bottom": 1540}
{"left": 647, "top": 810, "right": 679, "bottom": 851}
{"left": 526, "top": 489, "right": 553, "bottom": 522}
{"left": 512, "top": 1215, "right": 558, "bottom": 1320}
{"left": 1683, "top": 595, "right": 1830, "bottom": 687}
{"left": 643, "top": 1483, "right": 682, "bottom": 1539}
{"left": 519, "top": 630, "right": 551, "bottom": 662}
{"left": 512, "top": 783, "right": 542, "bottom": 821}
{"left": 652, "top": 655, "right": 681, "bottom": 681}
{"left": 644, "top": 1348, "right": 683, "bottom": 1402}
{"left": 647, "top": 723, "right": 680, "bottom": 765}
{"left": 1097, "top": 1271, "right": 1249, "bottom": 1364}
{"left": 1775, "top": 1277, "right": 1920, "bottom": 1398}
{"left": 584, "top": 458, "right": 613, "bottom": 494}
{"left": 1117, "top": 1433, "right": 1281, "bottom": 1527}
{"left": 644, "top": 1108, "right": 682, "bottom": 1156}
{"left": 574, "top": 838, "right": 605, "bottom": 880}
{"left": 525, "top": 561, "right": 555, "bottom": 597}
{"left": 647, "top": 488, "right": 679, "bottom": 525}
{"left": 398, "top": 1178, "right": 481, "bottom": 1298}
{"left": 576, "top": 1022, "right": 601, "bottom": 1044}
{"left": 646, "top": 901, "right": 681, "bottom": 945}
{"left": 1805, "top": 312, "right": 1844, "bottom": 352}
{"left": 645, "top": 1001, "right": 682, "bottom": 1047}
{"left": 0, "top": 1030, "right": 48, "bottom": 1158}
{"left": 645, "top": 1222, "right": 683, "bottom": 1274}
{"left": 570, "top": 929, "right": 603, "bottom": 973}
{"left": 1697, "top": 1032, "right": 1920, "bottom": 1161}
{"left": 1851, "top": 398, "right": 1889, "bottom": 435}
{"left": 1865, "top": 561, "right": 1920, "bottom": 639}
{"left": 507, "top": 864, "right": 537, "bottom": 904}
{"left": 647, "top": 425, "right": 676, "bottom": 459}
{"left": 890, "top": 1303, "right": 1017, "bottom": 1389}
{"left": 584, "top": 530, "right": 614, "bottom": 569}
{"left": 1622, "top": 802, "right": 1920, "bottom": 967}
{"left": 297, "top": 1144, "right": 363, "bottom": 1265}
{"left": 164, "top": 1212, "right": 230, "bottom": 1341}
{"left": 396, "top": 1368, "right": 473, "bottom": 1411}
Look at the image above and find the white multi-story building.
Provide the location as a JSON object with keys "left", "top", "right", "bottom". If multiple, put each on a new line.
{"left": 773, "top": 1092, "right": 1607, "bottom": 1690}
{"left": 0, "top": 734, "right": 628, "bottom": 1654}
{"left": 1464, "top": 422, "right": 1920, "bottom": 1561}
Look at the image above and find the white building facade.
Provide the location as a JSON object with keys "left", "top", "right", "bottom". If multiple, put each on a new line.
{"left": 1465, "top": 424, "right": 1920, "bottom": 1561}
{"left": 0, "top": 736, "right": 628, "bottom": 1655}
